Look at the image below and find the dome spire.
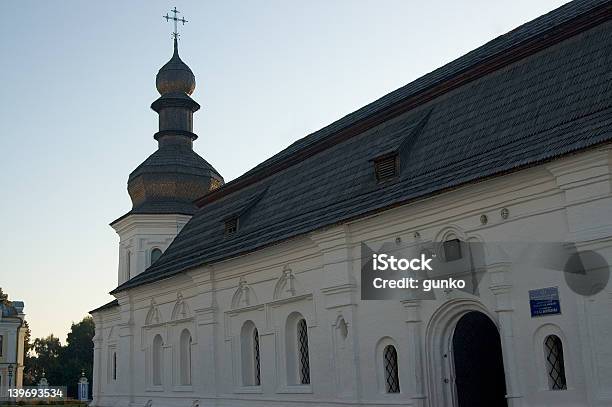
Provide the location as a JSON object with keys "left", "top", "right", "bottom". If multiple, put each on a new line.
{"left": 156, "top": 8, "right": 195, "bottom": 96}
{"left": 124, "top": 8, "right": 224, "bottom": 215}
{"left": 164, "top": 7, "right": 188, "bottom": 42}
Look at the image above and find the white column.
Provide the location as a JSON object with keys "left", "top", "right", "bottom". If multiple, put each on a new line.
{"left": 401, "top": 300, "right": 426, "bottom": 407}
{"left": 489, "top": 262, "right": 523, "bottom": 407}
{"left": 189, "top": 267, "right": 218, "bottom": 396}
{"left": 116, "top": 293, "right": 135, "bottom": 407}
{"left": 311, "top": 226, "right": 361, "bottom": 402}
{"left": 91, "top": 315, "right": 103, "bottom": 406}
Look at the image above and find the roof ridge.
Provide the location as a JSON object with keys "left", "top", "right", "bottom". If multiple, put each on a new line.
{"left": 194, "top": 0, "right": 612, "bottom": 209}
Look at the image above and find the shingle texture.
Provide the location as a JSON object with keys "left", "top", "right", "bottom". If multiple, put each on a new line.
{"left": 113, "top": 0, "right": 612, "bottom": 293}
{"left": 122, "top": 144, "right": 223, "bottom": 219}
{"left": 90, "top": 299, "right": 119, "bottom": 314}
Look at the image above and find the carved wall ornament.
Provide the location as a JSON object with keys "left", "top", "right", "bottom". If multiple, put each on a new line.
{"left": 145, "top": 299, "right": 162, "bottom": 325}
{"left": 273, "top": 266, "right": 304, "bottom": 300}
{"left": 171, "top": 292, "right": 191, "bottom": 320}
{"left": 231, "top": 276, "right": 259, "bottom": 308}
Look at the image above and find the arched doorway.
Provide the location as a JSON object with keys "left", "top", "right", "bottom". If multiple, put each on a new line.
{"left": 452, "top": 311, "right": 507, "bottom": 407}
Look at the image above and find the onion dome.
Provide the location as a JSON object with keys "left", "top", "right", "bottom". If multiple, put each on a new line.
{"left": 122, "top": 38, "right": 223, "bottom": 217}
{"left": 156, "top": 38, "right": 196, "bottom": 95}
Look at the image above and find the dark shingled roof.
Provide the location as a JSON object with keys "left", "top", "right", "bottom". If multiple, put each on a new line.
{"left": 90, "top": 299, "right": 119, "bottom": 314}
{"left": 113, "top": 144, "right": 223, "bottom": 222}
{"left": 112, "top": 0, "right": 612, "bottom": 294}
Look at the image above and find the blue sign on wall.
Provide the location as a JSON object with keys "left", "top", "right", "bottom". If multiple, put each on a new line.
{"left": 529, "top": 287, "right": 561, "bottom": 317}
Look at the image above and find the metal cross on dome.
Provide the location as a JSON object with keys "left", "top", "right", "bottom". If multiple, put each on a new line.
{"left": 164, "top": 7, "right": 188, "bottom": 39}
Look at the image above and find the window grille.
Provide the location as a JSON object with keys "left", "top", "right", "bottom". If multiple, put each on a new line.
{"left": 383, "top": 345, "right": 400, "bottom": 393}
{"left": 113, "top": 352, "right": 117, "bottom": 380}
{"left": 443, "top": 239, "right": 462, "bottom": 261}
{"left": 297, "top": 319, "right": 310, "bottom": 384}
{"left": 374, "top": 154, "right": 399, "bottom": 183}
{"left": 545, "top": 335, "right": 567, "bottom": 390}
{"left": 253, "top": 328, "right": 261, "bottom": 386}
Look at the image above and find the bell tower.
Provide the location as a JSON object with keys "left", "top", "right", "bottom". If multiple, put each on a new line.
{"left": 112, "top": 10, "right": 223, "bottom": 285}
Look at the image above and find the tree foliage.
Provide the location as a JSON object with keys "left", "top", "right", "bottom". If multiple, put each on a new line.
{"left": 24, "top": 316, "right": 95, "bottom": 398}
{"left": 0, "top": 287, "right": 10, "bottom": 306}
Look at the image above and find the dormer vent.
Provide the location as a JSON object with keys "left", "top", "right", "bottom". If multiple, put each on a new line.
{"left": 373, "top": 153, "right": 399, "bottom": 183}
{"left": 225, "top": 217, "right": 239, "bottom": 236}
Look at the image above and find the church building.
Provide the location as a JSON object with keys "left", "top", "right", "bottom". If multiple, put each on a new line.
{"left": 91, "top": 1, "right": 612, "bottom": 406}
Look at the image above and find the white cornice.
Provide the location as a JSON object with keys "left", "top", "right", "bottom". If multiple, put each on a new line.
{"left": 111, "top": 213, "right": 192, "bottom": 235}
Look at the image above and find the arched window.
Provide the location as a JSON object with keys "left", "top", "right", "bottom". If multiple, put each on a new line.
{"left": 151, "top": 248, "right": 163, "bottom": 265}
{"left": 253, "top": 328, "right": 261, "bottom": 385}
{"left": 544, "top": 335, "right": 567, "bottom": 390}
{"left": 113, "top": 352, "right": 117, "bottom": 380}
{"left": 240, "top": 321, "right": 261, "bottom": 386}
{"left": 152, "top": 334, "right": 163, "bottom": 386}
{"left": 179, "top": 329, "right": 192, "bottom": 385}
{"left": 383, "top": 345, "right": 400, "bottom": 393}
{"left": 297, "top": 319, "right": 310, "bottom": 384}
{"left": 285, "top": 313, "right": 310, "bottom": 385}
{"left": 126, "top": 250, "right": 131, "bottom": 279}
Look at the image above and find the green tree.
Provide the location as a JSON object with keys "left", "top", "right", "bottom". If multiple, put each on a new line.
{"left": 23, "top": 319, "right": 31, "bottom": 354}
{"left": 23, "top": 316, "right": 95, "bottom": 396}
{"left": 24, "top": 334, "right": 63, "bottom": 385}
{"left": 59, "top": 317, "right": 95, "bottom": 396}
{"left": 0, "top": 287, "right": 10, "bottom": 305}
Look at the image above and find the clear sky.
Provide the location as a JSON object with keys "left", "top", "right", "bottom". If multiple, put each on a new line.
{"left": 0, "top": 0, "right": 568, "bottom": 342}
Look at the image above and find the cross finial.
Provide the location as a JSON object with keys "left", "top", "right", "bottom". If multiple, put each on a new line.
{"left": 163, "top": 7, "right": 188, "bottom": 40}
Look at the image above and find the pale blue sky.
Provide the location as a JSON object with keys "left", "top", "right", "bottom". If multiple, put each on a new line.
{"left": 0, "top": 0, "right": 567, "bottom": 341}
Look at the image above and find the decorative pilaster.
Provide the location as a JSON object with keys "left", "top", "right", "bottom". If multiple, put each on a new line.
{"left": 546, "top": 147, "right": 612, "bottom": 241}
{"left": 310, "top": 226, "right": 361, "bottom": 402}
{"left": 488, "top": 259, "right": 523, "bottom": 407}
{"left": 401, "top": 300, "right": 426, "bottom": 407}
{"left": 189, "top": 267, "right": 218, "bottom": 396}
{"left": 115, "top": 293, "right": 135, "bottom": 407}
{"left": 91, "top": 314, "right": 103, "bottom": 406}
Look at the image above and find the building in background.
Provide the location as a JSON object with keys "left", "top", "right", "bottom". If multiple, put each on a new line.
{"left": 0, "top": 299, "right": 25, "bottom": 392}
{"left": 91, "top": 1, "right": 612, "bottom": 406}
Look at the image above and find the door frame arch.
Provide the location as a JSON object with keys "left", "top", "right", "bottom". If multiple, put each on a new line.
{"left": 425, "top": 299, "right": 502, "bottom": 407}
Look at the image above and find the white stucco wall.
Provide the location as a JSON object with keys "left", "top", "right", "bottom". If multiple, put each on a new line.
{"left": 92, "top": 145, "right": 612, "bottom": 407}
{"left": 112, "top": 214, "right": 192, "bottom": 285}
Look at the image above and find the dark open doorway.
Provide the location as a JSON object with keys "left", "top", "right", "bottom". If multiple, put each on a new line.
{"left": 452, "top": 311, "right": 507, "bottom": 407}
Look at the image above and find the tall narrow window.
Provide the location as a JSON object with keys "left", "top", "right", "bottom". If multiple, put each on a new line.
{"left": 241, "top": 321, "right": 261, "bottom": 386}
{"left": 152, "top": 334, "right": 163, "bottom": 386}
{"left": 286, "top": 313, "right": 311, "bottom": 386}
{"left": 113, "top": 352, "right": 117, "bottom": 380}
{"left": 544, "top": 335, "right": 567, "bottom": 390}
{"left": 151, "top": 248, "right": 162, "bottom": 265}
{"left": 253, "top": 328, "right": 261, "bottom": 386}
{"left": 180, "top": 329, "right": 192, "bottom": 385}
{"left": 126, "top": 250, "right": 131, "bottom": 279}
{"left": 383, "top": 345, "right": 400, "bottom": 393}
{"left": 297, "top": 319, "right": 310, "bottom": 384}
{"left": 0, "top": 335, "right": 3, "bottom": 357}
